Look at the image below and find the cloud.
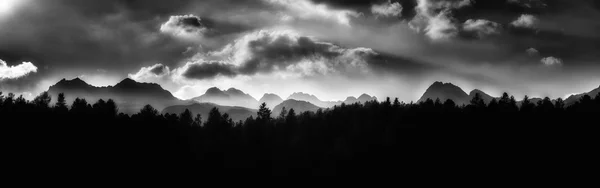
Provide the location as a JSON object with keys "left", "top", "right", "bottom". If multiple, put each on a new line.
{"left": 174, "top": 29, "right": 376, "bottom": 80}
{"left": 371, "top": 0, "right": 403, "bottom": 18}
{"left": 177, "top": 61, "right": 236, "bottom": 80}
{"left": 0, "top": 59, "right": 37, "bottom": 80}
{"left": 128, "top": 63, "right": 171, "bottom": 81}
{"left": 526, "top": 48, "right": 539, "bottom": 56}
{"left": 511, "top": 14, "right": 538, "bottom": 28}
{"left": 264, "top": 0, "right": 360, "bottom": 26}
{"left": 507, "top": 0, "right": 547, "bottom": 8}
{"left": 541, "top": 56, "right": 562, "bottom": 66}
{"left": 462, "top": 19, "right": 501, "bottom": 38}
{"left": 160, "top": 14, "right": 208, "bottom": 42}
{"left": 409, "top": 0, "right": 472, "bottom": 40}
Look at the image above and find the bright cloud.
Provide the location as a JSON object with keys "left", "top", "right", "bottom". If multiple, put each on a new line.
{"left": 160, "top": 14, "right": 208, "bottom": 42}
{"left": 463, "top": 19, "right": 501, "bottom": 38}
{"left": 409, "top": 0, "right": 472, "bottom": 40}
{"left": 264, "top": 0, "right": 360, "bottom": 26}
{"left": 371, "top": 0, "right": 403, "bottom": 18}
{"left": 511, "top": 14, "right": 538, "bottom": 28}
{"left": 128, "top": 63, "right": 171, "bottom": 81}
{"left": 0, "top": 59, "right": 38, "bottom": 80}
{"left": 541, "top": 56, "right": 562, "bottom": 66}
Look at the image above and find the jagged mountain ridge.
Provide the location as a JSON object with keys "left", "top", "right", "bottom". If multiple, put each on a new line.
{"left": 419, "top": 81, "right": 600, "bottom": 106}
{"left": 191, "top": 87, "right": 259, "bottom": 109}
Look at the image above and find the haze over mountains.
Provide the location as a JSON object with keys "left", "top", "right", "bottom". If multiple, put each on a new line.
{"left": 46, "top": 78, "right": 378, "bottom": 118}
{"left": 191, "top": 87, "right": 259, "bottom": 109}
{"left": 45, "top": 78, "right": 599, "bottom": 121}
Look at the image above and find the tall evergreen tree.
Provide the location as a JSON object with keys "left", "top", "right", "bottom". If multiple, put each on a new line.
{"left": 180, "top": 109, "right": 193, "bottom": 126}
{"left": 257, "top": 102, "right": 272, "bottom": 121}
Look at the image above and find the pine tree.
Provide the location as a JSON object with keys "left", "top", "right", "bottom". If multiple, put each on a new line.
{"left": 180, "top": 109, "right": 193, "bottom": 126}
{"left": 193, "top": 113, "right": 202, "bottom": 127}
{"left": 278, "top": 107, "right": 287, "bottom": 120}
{"left": 257, "top": 102, "right": 271, "bottom": 121}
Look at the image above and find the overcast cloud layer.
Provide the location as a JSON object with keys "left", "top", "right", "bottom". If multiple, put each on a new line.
{"left": 1, "top": 0, "right": 600, "bottom": 101}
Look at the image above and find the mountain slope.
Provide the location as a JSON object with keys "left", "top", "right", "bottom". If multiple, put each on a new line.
{"left": 418, "top": 82, "right": 470, "bottom": 105}
{"left": 258, "top": 93, "right": 284, "bottom": 109}
{"left": 272, "top": 99, "right": 322, "bottom": 117}
{"left": 469, "top": 89, "right": 495, "bottom": 104}
{"left": 162, "top": 103, "right": 257, "bottom": 122}
{"left": 48, "top": 78, "right": 186, "bottom": 114}
{"left": 287, "top": 92, "right": 341, "bottom": 108}
{"left": 565, "top": 85, "right": 600, "bottom": 106}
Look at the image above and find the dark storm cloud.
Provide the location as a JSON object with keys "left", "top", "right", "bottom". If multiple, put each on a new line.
{"left": 0, "top": 0, "right": 193, "bottom": 75}
{"left": 149, "top": 64, "right": 168, "bottom": 75}
{"left": 181, "top": 61, "right": 236, "bottom": 80}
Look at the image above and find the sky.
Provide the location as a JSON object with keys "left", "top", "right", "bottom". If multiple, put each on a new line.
{"left": 1, "top": 0, "right": 600, "bottom": 101}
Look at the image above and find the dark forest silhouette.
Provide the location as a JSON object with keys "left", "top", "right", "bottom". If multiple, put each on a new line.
{"left": 1, "top": 90, "right": 599, "bottom": 176}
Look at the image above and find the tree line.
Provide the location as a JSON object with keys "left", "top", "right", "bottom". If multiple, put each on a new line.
{"left": 1, "top": 90, "right": 599, "bottom": 176}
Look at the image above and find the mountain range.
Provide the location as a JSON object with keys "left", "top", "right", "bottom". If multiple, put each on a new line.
{"left": 46, "top": 78, "right": 599, "bottom": 120}
{"left": 419, "top": 81, "right": 600, "bottom": 106}
{"left": 191, "top": 87, "right": 259, "bottom": 109}
{"left": 287, "top": 92, "right": 377, "bottom": 108}
{"left": 48, "top": 78, "right": 188, "bottom": 114}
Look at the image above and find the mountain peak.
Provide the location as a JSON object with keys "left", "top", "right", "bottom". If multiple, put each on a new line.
{"left": 260, "top": 93, "right": 282, "bottom": 100}
{"left": 358, "top": 93, "right": 371, "bottom": 98}
{"left": 205, "top": 87, "right": 224, "bottom": 94}
{"left": 114, "top": 78, "right": 141, "bottom": 87}
{"left": 469, "top": 89, "right": 484, "bottom": 96}
{"left": 53, "top": 77, "right": 91, "bottom": 88}
{"left": 345, "top": 96, "right": 357, "bottom": 101}
{"left": 259, "top": 93, "right": 284, "bottom": 108}
{"left": 419, "top": 81, "right": 469, "bottom": 104}
{"left": 225, "top": 88, "right": 248, "bottom": 96}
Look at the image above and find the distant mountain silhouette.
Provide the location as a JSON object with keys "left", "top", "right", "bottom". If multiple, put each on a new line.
{"left": 343, "top": 94, "right": 378, "bottom": 104}
{"left": 48, "top": 78, "right": 186, "bottom": 114}
{"left": 357, "top": 94, "right": 378, "bottom": 103}
{"left": 419, "top": 81, "right": 600, "bottom": 107}
{"left": 272, "top": 99, "right": 322, "bottom": 117}
{"left": 287, "top": 92, "right": 341, "bottom": 108}
{"left": 162, "top": 103, "right": 257, "bottom": 122}
{"left": 258, "top": 93, "right": 283, "bottom": 109}
{"left": 565, "top": 85, "right": 600, "bottom": 105}
{"left": 192, "top": 87, "right": 259, "bottom": 109}
{"left": 419, "top": 81, "right": 470, "bottom": 105}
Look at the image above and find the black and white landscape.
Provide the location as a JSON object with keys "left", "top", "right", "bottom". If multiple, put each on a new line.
{"left": 1, "top": 0, "right": 600, "bottom": 177}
